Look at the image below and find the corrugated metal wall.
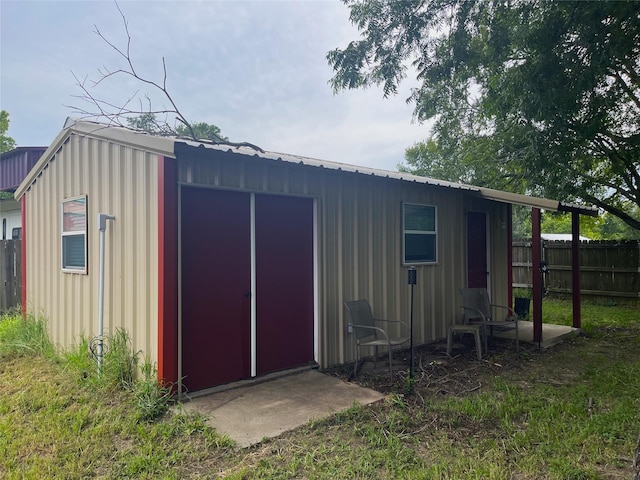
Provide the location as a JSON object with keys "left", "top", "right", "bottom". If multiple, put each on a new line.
{"left": 24, "top": 134, "right": 160, "bottom": 361}
{"left": 0, "top": 147, "right": 46, "bottom": 191}
{"left": 178, "top": 151, "right": 509, "bottom": 368}
{"left": 23, "top": 136, "right": 510, "bottom": 370}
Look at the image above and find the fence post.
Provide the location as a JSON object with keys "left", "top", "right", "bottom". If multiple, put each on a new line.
{"left": 571, "top": 211, "right": 581, "bottom": 328}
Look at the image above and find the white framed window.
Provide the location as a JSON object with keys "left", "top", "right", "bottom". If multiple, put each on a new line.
{"left": 61, "top": 195, "right": 87, "bottom": 273}
{"left": 403, "top": 202, "right": 437, "bottom": 264}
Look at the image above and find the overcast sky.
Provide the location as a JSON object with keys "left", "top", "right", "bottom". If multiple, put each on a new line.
{"left": 1, "top": 0, "right": 432, "bottom": 171}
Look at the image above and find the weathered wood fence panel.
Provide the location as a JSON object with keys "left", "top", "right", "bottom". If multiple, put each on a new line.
{"left": 0, "top": 240, "right": 22, "bottom": 312}
{"left": 513, "top": 240, "right": 640, "bottom": 305}
{"left": 512, "top": 240, "right": 533, "bottom": 289}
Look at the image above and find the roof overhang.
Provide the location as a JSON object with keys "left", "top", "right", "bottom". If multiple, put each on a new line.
{"left": 473, "top": 187, "right": 597, "bottom": 216}
{"left": 557, "top": 201, "right": 599, "bottom": 217}
{"left": 476, "top": 186, "right": 559, "bottom": 212}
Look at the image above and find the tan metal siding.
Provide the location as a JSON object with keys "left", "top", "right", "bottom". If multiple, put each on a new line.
{"left": 177, "top": 152, "right": 505, "bottom": 368}
{"left": 25, "top": 134, "right": 159, "bottom": 363}
{"left": 489, "top": 202, "right": 511, "bottom": 307}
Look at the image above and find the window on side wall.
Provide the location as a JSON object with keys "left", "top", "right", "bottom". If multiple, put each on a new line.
{"left": 403, "top": 202, "right": 437, "bottom": 265}
{"left": 61, "top": 195, "right": 87, "bottom": 273}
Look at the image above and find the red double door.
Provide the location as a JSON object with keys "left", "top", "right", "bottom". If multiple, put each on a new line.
{"left": 181, "top": 188, "right": 314, "bottom": 392}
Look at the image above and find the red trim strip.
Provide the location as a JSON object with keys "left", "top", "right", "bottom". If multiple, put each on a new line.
{"left": 21, "top": 196, "right": 27, "bottom": 317}
{"left": 531, "top": 208, "right": 542, "bottom": 344}
{"left": 157, "top": 156, "right": 178, "bottom": 384}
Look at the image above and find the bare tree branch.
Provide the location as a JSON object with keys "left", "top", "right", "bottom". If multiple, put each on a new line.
{"left": 65, "top": 0, "right": 263, "bottom": 153}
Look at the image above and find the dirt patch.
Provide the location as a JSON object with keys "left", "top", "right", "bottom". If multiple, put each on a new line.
{"left": 326, "top": 336, "right": 543, "bottom": 397}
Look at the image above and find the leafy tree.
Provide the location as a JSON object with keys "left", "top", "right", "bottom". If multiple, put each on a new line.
{"left": 328, "top": 0, "right": 640, "bottom": 231}
{"left": 401, "top": 136, "right": 527, "bottom": 193}
{"left": 401, "top": 136, "right": 533, "bottom": 237}
{"left": 126, "top": 114, "right": 228, "bottom": 142}
{"left": 176, "top": 122, "right": 227, "bottom": 142}
{"left": 597, "top": 205, "right": 640, "bottom": 240}
{"left": 126, "top": 113, "right": 160, "bottom": 134}
{"left": 0, "top": 110, "right": 16, "bottom": 154}
{"left": 541, "top": 204, "right": 640, "bottom": 240}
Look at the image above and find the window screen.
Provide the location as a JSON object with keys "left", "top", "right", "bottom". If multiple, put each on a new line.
{"left": 61, "top": 196, "right": 87, "bottom": 272}
{"left": 403, "top": 203, "right": 437, "bottom": 264}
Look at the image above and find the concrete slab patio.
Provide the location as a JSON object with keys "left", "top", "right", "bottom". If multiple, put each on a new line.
{"left": 180, "top": 370, "right": 385, "bottom": 447}
{"left": 494, "top": 320, "right": 581, "bottom": 348}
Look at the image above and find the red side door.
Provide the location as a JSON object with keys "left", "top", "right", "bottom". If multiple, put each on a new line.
{"left": 181, "top": 187, "right": 251, "bottom": 391}
{"left": 255, "top": 194, "right": 314, "bottom": 375}
{"left": 467, "top": 212, "right": 488, "bottom": 289}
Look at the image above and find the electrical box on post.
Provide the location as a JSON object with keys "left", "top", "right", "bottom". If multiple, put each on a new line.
{"left": 408, "top": 266, "right": 417, "bottom": 285}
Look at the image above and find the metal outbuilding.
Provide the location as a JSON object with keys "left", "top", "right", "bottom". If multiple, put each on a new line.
{"left": 1, "top": 147, "right": 46, "bottom": 240}
{"left": 14, "top": 119, "right": 596, "bottom": 393}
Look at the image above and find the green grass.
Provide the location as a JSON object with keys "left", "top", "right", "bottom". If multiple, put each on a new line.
{"left": 1, "top": 301, "right": 639, "bottom": 478}
{"left": 0, "top": 310, "right": 53, "bottom": 359}
{"left": 0, "top": 311, "right": 235, "bottom": 479}
{"left": 541, "top": 297, "right": 639, "bottom": 333}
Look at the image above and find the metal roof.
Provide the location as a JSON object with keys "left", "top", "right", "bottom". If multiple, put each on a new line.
{"left": 0, "top": 146, "right": 47, "bottom": 192}
{"left": 15, "top": 119, "right": 599, "bottom": 216}
{"left": 174, "top": 139, "right": 480, "bottom": 193}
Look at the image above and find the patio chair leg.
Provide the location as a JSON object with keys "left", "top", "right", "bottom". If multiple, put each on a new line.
{"left": 474, "top": 330, "right": 482, "bottom": 361}
{"left": 388, "top": 346, "right": 393, "bottom": 378}
{"left": 374, "top": 346, "right": 378, "bottom": 371}
{"left": 482, "top": 325, "right": 488, "bottom": 354}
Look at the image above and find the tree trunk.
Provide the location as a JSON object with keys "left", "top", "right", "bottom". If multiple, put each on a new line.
{"left": 633, "top": 430, "right": 640, "bottom": 480}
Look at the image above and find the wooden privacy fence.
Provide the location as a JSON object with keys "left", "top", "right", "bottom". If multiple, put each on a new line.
{"left": 0, "top": 240, "right": 22, "bottom": 312}
{"left": 513, "top": 240, "right": 640, "bottom": 305}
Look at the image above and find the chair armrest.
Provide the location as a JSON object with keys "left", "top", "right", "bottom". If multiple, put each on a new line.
{"left": 461, "top": 306, "right": 487, "bottom": 322}
{"left": 373, "top": 318, "right": 408, "bottom": 329}
{"left": 348, "top": 324, "right": 389, "bottom": 340}
{"left": 490, "top": 304, "right": 518, "bottom": 319}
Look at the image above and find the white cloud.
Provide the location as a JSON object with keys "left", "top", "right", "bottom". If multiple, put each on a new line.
{"left": 0, "top": 0, "right": 432, "bottom": 169}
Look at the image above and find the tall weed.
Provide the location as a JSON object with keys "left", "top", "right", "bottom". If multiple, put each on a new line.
{"left": 0, "top": 310, "right": 54, "bottom": 359}
{"left": 102, "top": 327, "right": 139, "bottom": 390}
{"left": 64, "top": 329, "right": 173, "bottom": 421}
{"left": 133, "top": 361, "right": 173, "bottom": 422}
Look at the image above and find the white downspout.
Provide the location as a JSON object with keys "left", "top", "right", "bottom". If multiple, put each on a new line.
{"left": 97, "top": 213, "right": 115, "bottom": 373}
